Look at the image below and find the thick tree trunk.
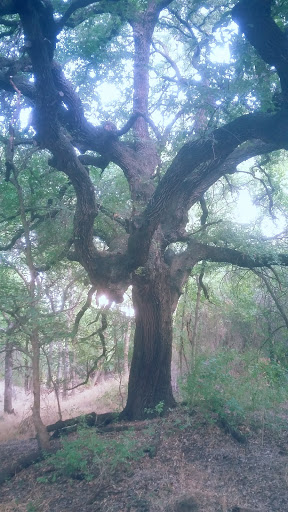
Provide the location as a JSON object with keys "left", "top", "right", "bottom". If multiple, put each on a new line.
{"left": 4, "top": 341, "right": 14, "bottom": 414}
{"left": 122, "top": 258, "right": 176, "bottom": 420}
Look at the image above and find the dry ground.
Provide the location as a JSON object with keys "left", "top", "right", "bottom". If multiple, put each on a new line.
{"left": 0, "top": 378, "right": 127, "bottom": 442}
{"left": 0, "top": 396, "right": 288, "bottom": 511}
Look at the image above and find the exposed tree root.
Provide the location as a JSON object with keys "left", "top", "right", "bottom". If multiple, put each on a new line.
{"left": 217, "top": 416, "right": 247, "bottom": 444}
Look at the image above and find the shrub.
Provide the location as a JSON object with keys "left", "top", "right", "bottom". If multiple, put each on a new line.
{"left": 181, "top": 349, "right": 288, "bottom": 429}
{"left": 41, "top": 424, "right": 142, "bottom": 481}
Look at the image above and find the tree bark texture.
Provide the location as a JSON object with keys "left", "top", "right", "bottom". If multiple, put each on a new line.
{"left": 122, "top": 235, "right": 176, "bottom": 419}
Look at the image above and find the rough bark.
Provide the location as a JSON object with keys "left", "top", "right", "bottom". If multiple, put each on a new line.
{"left": 122, "top": 232, "right": 176, "bottom": 420}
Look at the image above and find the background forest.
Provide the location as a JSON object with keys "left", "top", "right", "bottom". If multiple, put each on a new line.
{"left": 1, "top": 0, "right": 288, "bottom": 446}
{"left": 2, "top": 170, "right": 288, "bottom": 439}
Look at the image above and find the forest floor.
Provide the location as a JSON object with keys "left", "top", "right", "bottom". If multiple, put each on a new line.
{"left": 1, "top": 404, "right": 288, "bottom": 512}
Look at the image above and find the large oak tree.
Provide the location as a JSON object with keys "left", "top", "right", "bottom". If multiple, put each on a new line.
{"left": 1, "top": 0, "right": 288, "bottom": 421}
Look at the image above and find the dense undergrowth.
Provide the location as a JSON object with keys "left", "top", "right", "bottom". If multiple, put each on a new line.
{"left": 38, "top": 426, "right": 144, "bottom": 483}
{"left": 181, "top": 349, "right": 288, "bottom": 431}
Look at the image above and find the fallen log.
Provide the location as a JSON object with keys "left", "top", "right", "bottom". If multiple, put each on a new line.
{"left": 47, "top": 411, "right": 118, "bottom": 436}
{"left": 46, "top": 412, "right": 96, "bottom": 433}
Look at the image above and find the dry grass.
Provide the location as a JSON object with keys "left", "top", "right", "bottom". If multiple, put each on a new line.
{"left": 0, "top": 376, "right": 127, "bottom": 442}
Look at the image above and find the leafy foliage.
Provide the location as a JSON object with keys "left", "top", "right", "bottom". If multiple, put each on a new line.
{"left": 41, "top": 424, "right": 143, "bottom": 482}
{"left": 181, "top": 349, "right": 288, "bottom": 429}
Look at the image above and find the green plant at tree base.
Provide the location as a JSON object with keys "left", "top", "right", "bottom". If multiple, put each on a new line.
{"left": 39, "top": 424, "right": 144, "bottom": 482}
{"left": 26, "top": 503, "right": 39, "bottom": 512}
{"left": 180, "top": 349, "right": 288, "bottom": 431}
{"left": 144, "top": 400, "right": 165, "bottom": 417}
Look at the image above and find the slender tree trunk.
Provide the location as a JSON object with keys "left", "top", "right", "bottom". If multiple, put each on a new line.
{"left": 24, "top": 339, "right": 31, "bottom": 393}
{"left": 4, "top": 341, "right": 14, "bottom": 414}
{"left": 69, "top": 349, "right": 76, "bottom": 394}
{"left": 31, "top": 329, "right": 50, "bottom": 451}
{"left": 43, "top": 346, "right": 62, "bottom": 421}
{"left": 11, "top": 168, "right": 50, "bottom": 451}
{"left": 178, "top": 284, "right": 189, "bottom": 377}
{"left": 56, "top": 343, "right": 62, "bottom": 389}
{"left": 122, "top": 258, "right": 176, "bottom": 420}
{"left": 46, "top": 342, "right": 53, "bottom": 388}
{"left": 62, "top": 342, "right": 69, "bottom": 399}
{"left": 187, "top": 276, "right": 202, "bottom": 368}
{"left": 113, "top": 323, "right": 119, "bottom": 375}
